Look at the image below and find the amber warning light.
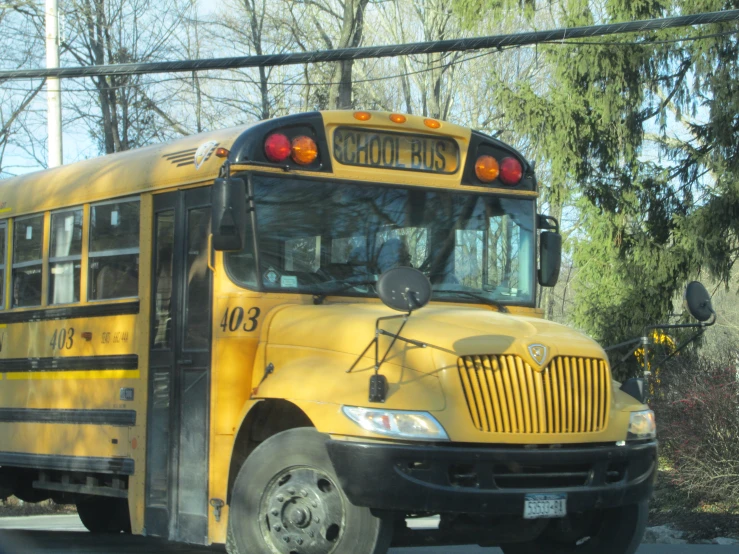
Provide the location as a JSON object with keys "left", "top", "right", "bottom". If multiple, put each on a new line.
{"left": 264, "top": 133, "right": 319, "bottom": 165}
{"left": 475, "top": 155, "right": 499, "bottom": 183}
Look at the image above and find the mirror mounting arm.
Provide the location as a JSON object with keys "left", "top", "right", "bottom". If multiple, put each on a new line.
{"left": 537, "top": 214, "right": 560, "bottom": 233}
{"left": 639, "top": 316, "right": 716, "bottom": 377}
{"left": 347, "top": 313, "right": 428, "bottom": 404}
{"left": 347, "top": 268, "right": 432, "bottom": 402}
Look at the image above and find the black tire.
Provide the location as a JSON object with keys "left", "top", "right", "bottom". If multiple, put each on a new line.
{"left": 502, "top": 501, "right": 648, "bottom": 554}
{"left": 76, "top": 496, "right": 131, "bottom": 534}
{"left": 226, "top": 427, "right": 393, "bottom": 554}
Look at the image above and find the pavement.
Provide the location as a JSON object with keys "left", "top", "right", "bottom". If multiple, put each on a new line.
{"left": 0, "top": 515, "right": 737, "bottom": 553}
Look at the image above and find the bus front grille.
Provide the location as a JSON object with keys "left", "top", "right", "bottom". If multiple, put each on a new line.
{"left": 458, "top": 355, "right": 611, "bottom": 434}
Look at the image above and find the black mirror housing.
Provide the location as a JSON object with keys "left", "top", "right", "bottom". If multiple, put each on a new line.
{"left": 212, "top": 177, "right": 247, "bottom": 251}
{"left": 376, "top": 267, "right": 432, "bottom": 312}
{"left": 684, "top": 281, "right": 715, "bottom": 322}
{"left": 538, "top": 231, "right": 561, "bottom": 287}
{"left": 620, "top": 378, "right": 646, "bottom": 404}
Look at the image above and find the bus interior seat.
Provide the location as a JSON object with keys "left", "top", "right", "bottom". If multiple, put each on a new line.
{"left": 96, "top": 263, "right": 138, "bottom": 299}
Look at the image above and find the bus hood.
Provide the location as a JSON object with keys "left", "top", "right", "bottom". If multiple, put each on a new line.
{"left": 264, "top": 302, "right": 607, "bottom": 373}
{"left": 258, "top": 302, "right": 620, "bottom": 440}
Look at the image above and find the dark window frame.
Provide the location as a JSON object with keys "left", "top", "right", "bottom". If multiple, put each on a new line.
{"left": 0, "top": 222, "right": 6, "bottom": 310}
{"left": 12, "top": 213, "right": 45, "bottom": 308}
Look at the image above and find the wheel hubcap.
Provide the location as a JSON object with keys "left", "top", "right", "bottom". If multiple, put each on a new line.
{"left": 289, "top": 507, "right": 311, "bottom": 528}
{"left": 260, "top": 467, "right": 345, "bottom": 554}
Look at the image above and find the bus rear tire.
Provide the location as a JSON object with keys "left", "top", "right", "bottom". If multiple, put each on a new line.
{"left": 501, "top": 500, "right": 648, "bottom": 554}
{"left": 76, "top": 496, "right": 131, "bottom": 533}
{"left": 226, "top": 427, "right": 393, "bottom": 554}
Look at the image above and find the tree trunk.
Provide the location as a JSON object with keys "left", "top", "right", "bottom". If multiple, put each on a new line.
{"left": 328, "top": 0, "right": 369, "bottom": 109}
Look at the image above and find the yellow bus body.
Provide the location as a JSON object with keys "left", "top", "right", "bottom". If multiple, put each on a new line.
{"left": 0, "top": 111, "right": 650, "bottom": 548}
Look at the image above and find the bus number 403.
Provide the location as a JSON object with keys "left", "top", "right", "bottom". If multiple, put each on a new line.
{"left": 220, "top": 307, "right": 260, "bottom": 333}
{"left": 49, "top": 327, "right": 74, "bottom": 350}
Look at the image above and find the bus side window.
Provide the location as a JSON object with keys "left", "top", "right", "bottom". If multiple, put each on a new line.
{"left": 49, "top": 208, "right": 83, "bottom": 305}
{"left": 0, "top": 223, "right": 5, "bottom": 309}
{"left": 88, "top": 199, "right": 140, "bottom": 301}
{"left": 12, "top": 214, "right": 44, "bottom": 308}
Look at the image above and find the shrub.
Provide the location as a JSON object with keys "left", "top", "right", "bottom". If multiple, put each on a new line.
{"left": 651, "top": 350, "right": 739, "bottom": 505}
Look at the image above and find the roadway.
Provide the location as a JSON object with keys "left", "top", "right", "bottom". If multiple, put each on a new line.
{"left": 0, "top": 515, "right": 736, "bottom": 553}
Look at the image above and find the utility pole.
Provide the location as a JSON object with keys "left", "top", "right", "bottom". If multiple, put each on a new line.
{"left": 46, "top": 0, "right": 62, "bottom": 168}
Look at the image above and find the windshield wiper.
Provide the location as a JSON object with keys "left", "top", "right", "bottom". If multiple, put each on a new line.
{"left": 432, "top": 289, "right": 508, "bottom": 313}
{"left": 312, "top": 278, "right": 377, "bottom": 305}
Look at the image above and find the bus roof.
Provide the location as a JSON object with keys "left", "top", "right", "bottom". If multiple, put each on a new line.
{"left": 0, "top": 110, "right": 532, "bottom": 218}
{"left": 0, "top": 124, "right": 253, "bottom": 218}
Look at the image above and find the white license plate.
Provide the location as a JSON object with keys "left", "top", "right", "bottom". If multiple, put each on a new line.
{"left": 523, "top": 494, "right": 567, "bottom": 519}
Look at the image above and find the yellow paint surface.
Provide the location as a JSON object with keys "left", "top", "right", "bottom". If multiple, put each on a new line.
{"left": 0, "top": 111, "right": 646, "bottom": 548}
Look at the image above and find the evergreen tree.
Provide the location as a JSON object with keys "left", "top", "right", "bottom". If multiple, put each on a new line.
{"left": 455, "top": 0, "right": 738, "bottom": 376}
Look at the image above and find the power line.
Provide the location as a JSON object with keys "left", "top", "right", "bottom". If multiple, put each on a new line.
{"left": 542, "top": 28, "right": 738, "bottom": 47}
{"left": 0, "top": 29, "right": 735, "bottom": 94}
{"left": 0, "top": 9, "right": 737, "bottom": 81}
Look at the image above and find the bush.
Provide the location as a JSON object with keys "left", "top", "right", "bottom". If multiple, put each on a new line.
{"left": 651, "top": 350, "right": 739, "bottom": 505}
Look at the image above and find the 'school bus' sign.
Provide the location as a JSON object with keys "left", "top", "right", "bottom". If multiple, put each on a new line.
{"left": 333, "top": 127, "right": 459, "bottom": 174}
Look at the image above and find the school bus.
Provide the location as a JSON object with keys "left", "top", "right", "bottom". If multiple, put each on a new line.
{"left": 0, "top": 111, "right": 656, "bottom": 554}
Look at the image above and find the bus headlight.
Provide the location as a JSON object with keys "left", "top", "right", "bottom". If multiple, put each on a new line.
{"left": 627, "top": 410, "right": 656, "bottom": 440}
{"left": 342, "top": 406, "right": 449, "bottom": 441}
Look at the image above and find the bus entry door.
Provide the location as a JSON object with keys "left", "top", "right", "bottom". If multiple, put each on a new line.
{"left": 145, "top": 187, "right": 212, "bottom": 544}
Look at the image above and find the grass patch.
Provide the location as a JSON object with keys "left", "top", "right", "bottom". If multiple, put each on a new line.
{"left": 0, "top": 496, "right": 76, "bottom": 517}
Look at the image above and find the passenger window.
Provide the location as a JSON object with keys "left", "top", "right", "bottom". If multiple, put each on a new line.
{"left": 49, "top": 209, "right": 83, "bottom": 304}
{"left": 0, "top": 223, "right": 5, "bottom": 309}
{"left": 12, "top": 215, "right": 44, "bottom": 307}
{"left": 89, "top": 199, "right": 140, "bottom": 300}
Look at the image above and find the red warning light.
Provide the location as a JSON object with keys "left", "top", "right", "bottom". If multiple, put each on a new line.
{"left": 264, "top": 133, "right": 291, "bottom": 162}
{"left": 500, "top": 157, "right": 523, "bottom": 185}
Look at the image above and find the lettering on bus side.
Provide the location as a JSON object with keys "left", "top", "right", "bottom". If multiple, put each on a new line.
{"left": 101, "top": 331, "right": 129, "bottom": 344}
{"left": 219, "top": 306, "right": 261, "bottom": 333}
{"left": 49, "top": 327, "right": 75, "bottom": 351}
{"left": 332, "top": 128, "right": 458, "bottom": 174}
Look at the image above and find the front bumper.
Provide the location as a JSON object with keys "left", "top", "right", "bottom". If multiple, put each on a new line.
{"left": 327, "top": 439, "right": 657, "bottom": 515}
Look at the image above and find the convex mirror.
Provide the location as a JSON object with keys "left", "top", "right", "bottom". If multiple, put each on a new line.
{"left": 538, "top": 231, "right": 562, "bottom": 287}
{"left": 377, "top": 267, "right": 431, "bottom": 312}
{"left": 684, "top": 281, "right": 715, "bottom": 322}
{"left": 212, "top": 177, "right": 247, "bottom": 251}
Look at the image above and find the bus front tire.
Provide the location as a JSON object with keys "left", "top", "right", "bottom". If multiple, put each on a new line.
{"left": 501, "top": 500, "right": 648, "bottom": 554}
{"left": 226, "top": 427, "right": 393, "bottom": 554}
{"left": 76, "top": 496, "right": 131, "bottom": 533}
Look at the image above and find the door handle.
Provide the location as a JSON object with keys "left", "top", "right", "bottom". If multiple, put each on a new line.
{"left": 178, "top": 358, "right": 193, "bottom": 366}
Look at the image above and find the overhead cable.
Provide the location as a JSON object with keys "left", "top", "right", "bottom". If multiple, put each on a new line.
{"left": 0, "top": 9, "right": 737, "bottom": 80}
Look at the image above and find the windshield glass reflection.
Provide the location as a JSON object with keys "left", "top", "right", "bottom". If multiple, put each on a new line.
{"left": 226, "top": 175, "right": 535, "bottom": 305}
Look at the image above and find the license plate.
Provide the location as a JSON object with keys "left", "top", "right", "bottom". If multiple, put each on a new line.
{"left": 523, "top": 494, "right": 567, "bottom": 519}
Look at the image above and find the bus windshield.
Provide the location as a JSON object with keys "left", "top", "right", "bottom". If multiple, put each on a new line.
{"left": 226, "top": 174, "right": 536, "bottom": 305}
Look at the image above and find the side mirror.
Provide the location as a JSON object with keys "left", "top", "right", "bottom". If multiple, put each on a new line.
{"left": 684, "top": 281, "right": 715, "bottom": 322}
{"left": 212, "top": 177, "right": 247, "bottom": 251}
{"left": 538, "top": 231, "right": 561, "bottom": 287}
{"left": 376, "top": 267, "right": 431, "bottom": 312}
